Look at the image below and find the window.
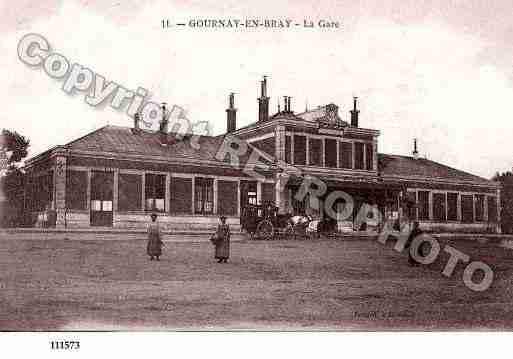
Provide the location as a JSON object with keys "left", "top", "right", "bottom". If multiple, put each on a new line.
{"left": 475, "top": 194, "right": 485, "bottom": 221}
{"left": 325, "top": 139, "right": 337, "bottom": 168}
{"left": 339, "top": 142, "right": 352, "bottom": 169}
{"left": 365, "top": 143, "right": 374, "bottom": 171}
{"left": 218, "top": 180, "right": 238, "bottom": 216}
{"left": 461, "top": 195, "right": 474, "bottom": 223}
{"left": 241, "top": 181, "right": 257, "bottom": 207}
{"left": 66, "top": 170, "right": 87, "bottom": 210}
{"left": 34, "top": 172, "right": 54, "bottom": 211}
{"left": 418, "top": 191, "right": 430, "bottom": 220}
{"left": 170, "top": 177, "right": 192, "bottom": 214}
{"left": 91, "top": 200, "right": 101, "bottom": 211}
{"left": 285, "top": 135, "right": 292, "bottom": 164}
{"left": 90, "top": 171, "right": 113, "bottom": 218}
{"left": 487, "top": 196, "right": 497, "bottom": 222}
{"left": 145, "top": 173, "right": 166, "bottom": 212}
{"left": 293, "top": 135, "right": 306, "bottom": 165}
{"left": 433, "top": 193, "right": 446, "bottom": 222}
{"left": 118, "top": 173, "right": 142, "bottom": 211}
{"left": 308, "top": 138, "right": 322, "bottom": 166}
{"left": 195, "top": 177, "right": 213, "bottom": 214}
{"left": 447, "top": 193, "right": 458, "bottom": 221}
{"left": 405, "top": 191, "right": 417, "bottom": 220}
{"left": 354, "top": 142, "right": 364, "bottom": 170}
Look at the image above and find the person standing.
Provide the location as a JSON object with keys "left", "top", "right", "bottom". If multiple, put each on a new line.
{"left": 213, "top": 215, "right": 230, "bottom": 263}
{"left": 147, "top": 213, "right": 163, "bottom": 261}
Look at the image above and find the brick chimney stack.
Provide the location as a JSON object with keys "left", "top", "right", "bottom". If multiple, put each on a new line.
{"left": 413, "top": 138, "right": 419, "bottom": 159}
{"left": 350, "top": 96, "right": 359, "bottom": 127}
{"left": 226, "top": 92, "right": 237, "bottom": 133}
{"left": 258, "top": 76, "right": 269, "bottom": 122}
{"left": 159, "top": 102, "right": 168, "bottom": 133}
{"left": 134, "top": 112, "right": 140, "bottom": 130}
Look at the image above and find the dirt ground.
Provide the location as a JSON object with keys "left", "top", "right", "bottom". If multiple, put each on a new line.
{"left": 1, "top": 234, "right": 513, "bottom": 331}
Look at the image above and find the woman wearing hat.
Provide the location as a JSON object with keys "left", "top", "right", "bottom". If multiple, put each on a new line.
{"left": 212, "top": 215, "right": 230, "bottom": 263}
{"left": 147, "top": 213, "right": 164, "bottom": 261}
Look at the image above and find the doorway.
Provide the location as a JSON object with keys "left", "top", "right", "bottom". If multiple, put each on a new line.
{"left": 90, "top": 171, "right": 114, "bottom": 227}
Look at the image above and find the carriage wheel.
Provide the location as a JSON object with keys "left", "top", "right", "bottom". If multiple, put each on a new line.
{"left": 283, "top": 223, "right": 294, "bottom": 240}
{"left": 256, "top": 220, "right": 274, "bottom": 240}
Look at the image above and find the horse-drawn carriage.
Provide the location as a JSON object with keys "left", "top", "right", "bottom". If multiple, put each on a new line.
{"left": 240, "top": 202, "right": 322, "bottom": 240}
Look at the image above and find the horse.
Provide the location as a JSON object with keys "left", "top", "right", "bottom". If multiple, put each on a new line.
{"left": 288, "top": 214, "right": 320, "bottom": 239}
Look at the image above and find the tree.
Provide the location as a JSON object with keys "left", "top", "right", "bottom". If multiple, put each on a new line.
{"left": 0, "top": 129, "right": 30, "bottom": 227}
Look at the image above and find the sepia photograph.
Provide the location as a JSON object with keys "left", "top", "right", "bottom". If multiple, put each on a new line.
{"left": 1, "top": 0, "right": 513, "bottom": 356}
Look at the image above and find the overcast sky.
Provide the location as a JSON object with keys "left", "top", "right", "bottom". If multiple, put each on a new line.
{"left": 1, "top": 0, "right": 512, "bottom": 178}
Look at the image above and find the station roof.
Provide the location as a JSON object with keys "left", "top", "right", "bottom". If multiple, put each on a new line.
{"left": 28, "top": 125, "right": 495, "bottom": 187}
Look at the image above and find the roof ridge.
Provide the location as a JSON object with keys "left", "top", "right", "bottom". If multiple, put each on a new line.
{"left": 64, "top": 125, "right": 110, "bottom": 149}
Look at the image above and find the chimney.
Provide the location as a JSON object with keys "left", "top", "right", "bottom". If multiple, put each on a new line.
{"left": 350, "top": 96, "right": 359, "bottom": 127}
{"left": 133, "top": 112, "right": 140, "bottom": 130}
{"left": 258, "top": 76, "right": 270, "bottom": 122}
{"left": 412, "top": 138, "right": 419, "bottom": 159}
{"left": 158, "top": 102, "right": 169, "bottom": 146}
{"left": 159, "top": 102, "right": 169, "bottom": 133}
{"left": 226, "top": 92, "right": 237, "bottom": 133}
{"left": 288, "top": 96, "right": 293, "bottom": 113}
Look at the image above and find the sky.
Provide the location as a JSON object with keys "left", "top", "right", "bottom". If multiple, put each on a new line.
{"left": 1, "top": 0, "right": 512, "bottom": 179}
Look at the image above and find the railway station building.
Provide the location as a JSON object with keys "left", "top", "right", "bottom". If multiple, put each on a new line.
{"left": 23, "top": 78, "right": 501, "bottom": 233}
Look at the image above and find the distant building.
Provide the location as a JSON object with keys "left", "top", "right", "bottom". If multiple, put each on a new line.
{"left": 23, "top": 78, "right": 500, "bottom": 233}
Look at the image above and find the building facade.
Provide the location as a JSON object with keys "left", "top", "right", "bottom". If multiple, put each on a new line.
{"left": 23, "top": 78, "right": 501, "bottom": 233}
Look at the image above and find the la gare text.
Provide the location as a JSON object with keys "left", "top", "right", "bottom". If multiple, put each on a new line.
{"left": 161, "top": 18, "right": 342, "bottom": 29}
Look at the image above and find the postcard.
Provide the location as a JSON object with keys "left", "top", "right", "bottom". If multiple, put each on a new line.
{"left": 1, "top": 0, "right": 513, "bottom": 357}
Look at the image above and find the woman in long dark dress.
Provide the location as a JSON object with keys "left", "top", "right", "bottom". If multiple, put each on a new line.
{"left": 213, "top": 216, "right": 230, "bottom": 263}
{"left": 147, "top": 213, "right": 163, "bottom": 261}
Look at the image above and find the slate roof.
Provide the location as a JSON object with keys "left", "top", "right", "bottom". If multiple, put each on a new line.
{"left": 33, "top": 125, "right": 494, "bottom": 186}
{"left": 65, "top": 125, "right": 231, "bottom": 162}
{"left": 378, "top": 153, "right": 494, "bottom": 185}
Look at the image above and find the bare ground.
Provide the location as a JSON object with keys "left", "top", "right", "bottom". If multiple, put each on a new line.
{"left": 0, "top": 234, "right": 512, "bottom": 331}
